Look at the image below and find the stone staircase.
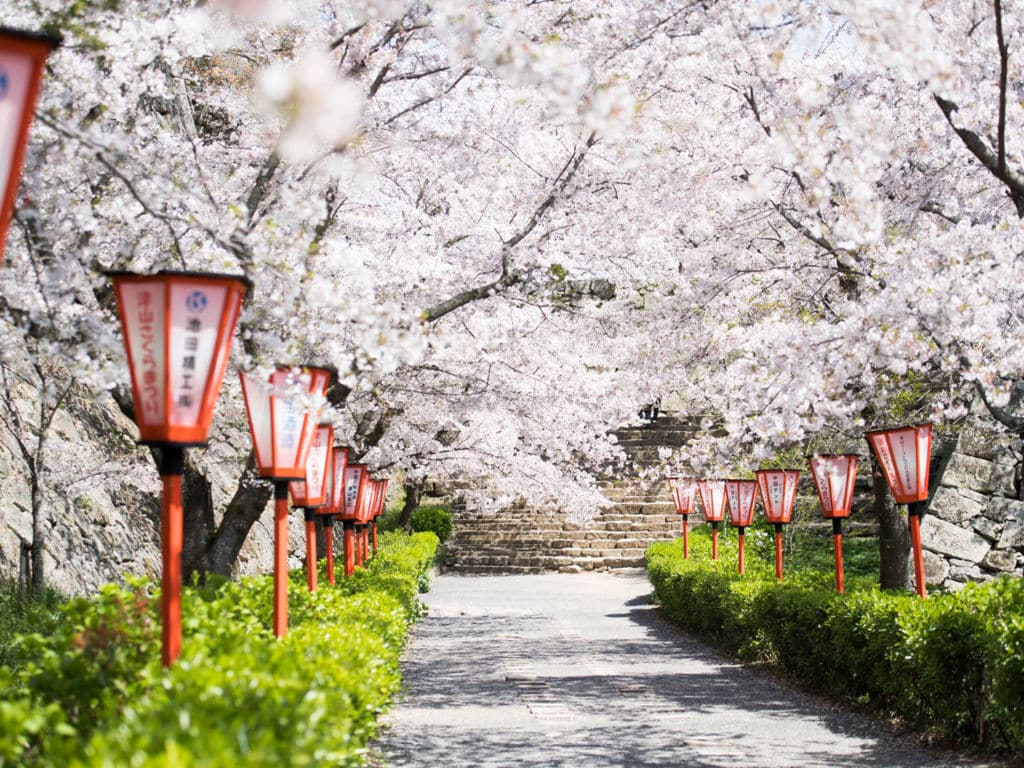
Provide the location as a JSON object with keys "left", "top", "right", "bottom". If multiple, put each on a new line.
{"left": 445, "top": 414, "right": 699, "bottom": 574}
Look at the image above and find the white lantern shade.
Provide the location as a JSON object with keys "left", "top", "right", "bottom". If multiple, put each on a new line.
{"left": 240, "top": 365, "right": 333, "bottom": 479}
{"left": 341, "top": 462, "right": 368, "bottom": 521}
{"left": 807, "top": 454, "right": 859, "bottom": 519}
{"left": 755, "top": 469, "right": 800, "bottom": 524}
{"left": 697, "top": 479, "right": 727, "bottom": 522}
{"left": 111, "top": 271, "right": 249, "bottom": 445}
{"left": 290, "top": 424, "right": 333, "bottom": 507}
{"left": 666, "top": 476, "right": 697, "bottom": 514}
{"left": 866, "top": 424, "right": 932, "bottom": 504}
{"left": 724, "top": 479, "right": 758, "bottom": 527}
{"left": 0, "top": 28, "right": 60, "bottom": 266}
{"left": 324, "top": 446, "right": 349, "bottom": 513}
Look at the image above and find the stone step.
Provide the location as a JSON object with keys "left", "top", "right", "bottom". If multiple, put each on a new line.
{"left": 446, "top": 554, "right": 646, "bottom": 569}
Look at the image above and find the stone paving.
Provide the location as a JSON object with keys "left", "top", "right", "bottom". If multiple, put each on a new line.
{"left": 377, "top": 571, "right": 998, "bottom": 768}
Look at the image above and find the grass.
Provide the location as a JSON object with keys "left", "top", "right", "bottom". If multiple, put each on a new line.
{"left": 0, "top": 579, "right": 65, "bottom": 671}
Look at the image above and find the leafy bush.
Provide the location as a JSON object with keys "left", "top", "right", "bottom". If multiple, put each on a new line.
{"left": 647, "top": 529, "right": 1024, "bottom": 753}
{"left": 0, "top": 579, "right": 64, "bottom": 672}
{"left": 0, "top": 532, "right": 439, "bottom": 767}
{"left": 409, "top": 505, "right": 453, "bottom": 543}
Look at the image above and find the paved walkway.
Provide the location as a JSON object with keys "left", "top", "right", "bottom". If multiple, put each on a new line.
{"left": 377, "top": 572, "right": 992, "bottom": 767}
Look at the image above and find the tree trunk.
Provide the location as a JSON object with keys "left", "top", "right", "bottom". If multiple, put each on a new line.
{"left": 18, "top": 538, "right": 30, "bottom": 600}
{"left": 180, "top": 454, "right": 216, "bottom": 583}
{"left": 873, "top": 455, "right": 911, "bottom": 590}
{"left": 399, "top": 482, "right": 421, "bottom": 532}
{"left": 29, "top": 462, "right": 45, "bottom": 597}
{"left": 201, "top": 452, "right": 274, "bottom": 577}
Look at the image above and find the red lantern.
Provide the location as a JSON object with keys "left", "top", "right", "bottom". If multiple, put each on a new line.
{"left": 240, "top": 365, "right": 333, "bottom": 637}
{"left": 290, "top": 424, "right": 333, "bottom": 593}
{"left": 341, "top": 462, "right": 369, "bottom": 575}
{"left": 290, "top": 424, "right": 333, "bottom": 508}
{"left": 111, "top": 271, "right": 249, "bottom": 446}
{"left": 240, "top": 366, "right": 333, "bottom": 480}
{"left": 321, "top": 445, "right": 348, "bottom": 585}
{"left": 725, "top": 479, "right": 757, "bottom": 575}
{"left": 866, "top": 424, "right": 933, "bottom": 598}
{"left": 755, "top": 469, "right": 800, "bottom": 581}
{"left": 697, "top": 479, "right": 727, "bottom": 560}
{"left": 666, "top": 476, "right": 697, "bottom": 559}
{"left": 807, "top": 454, "right": 859, "bottom": 594}
{"left": 110, "top": 270, "right": 249, "bottom": 668}
{"left": 0, "top": 28, "right": 60, "bottom": 266}
{"left": 371, "top": 478, "right": 388, "bottom": 554}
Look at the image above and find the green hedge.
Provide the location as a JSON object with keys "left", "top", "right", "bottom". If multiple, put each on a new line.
{"left": 647, "top": 531, "right": 1024, "bottom": 752}
{"left": 409, "top": 506, "right": 453, "bottom": 544}
{"left": 1, "top": 531, "right": 439, "bottom": 767}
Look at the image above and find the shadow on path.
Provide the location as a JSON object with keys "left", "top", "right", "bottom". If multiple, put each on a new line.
{"left": 377, "top": 573, "right": 993, "bottom": 768}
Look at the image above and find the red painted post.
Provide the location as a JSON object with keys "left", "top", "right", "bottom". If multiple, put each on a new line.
{"left": 833, "top": 518, "right": 845, "bottom": 594}
{"left": 159, "top": 446, "right": 184, "bottom": 668}
{"left": 371, "top": 519, "right": 378, "bottom": 554}
{"left": 343, "top": 521, "right": 356, "bottom": 576}
{"left": 325, "top": 520, "right": 335, "bottom": 585}
{"left": 737, "top": 528, "right": 745, "bottom": 575}
{"left": 304, "top": 511, "right": 317, "bottom": 592}
{"left": 682, "top": 516, "right": 689, "bottom": 559}
{"left": 362, "top": 526, "right": 369, "bottom": 563}
{"left": 273, "top": 482, "right": 289, "bottom": 638}
{"left": 909, "top": 508, "right": 927, "bottom": 599}
{"left": 774, "top": 523, "right": 784, "bottom": 582}
{"left": 711, "top": 521, "right": 719, "bottom": 561}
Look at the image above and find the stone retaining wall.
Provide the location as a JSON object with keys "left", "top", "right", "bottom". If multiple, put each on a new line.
{"left": 923, "top": 398, "right": 1024, "bottom": 590}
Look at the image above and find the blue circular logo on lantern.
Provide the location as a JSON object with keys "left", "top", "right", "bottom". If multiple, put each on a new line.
{"left": 0, "top": 70, "right": 8, "bottom": 101}
{"left": 185, "top": 291, "right": 208, "bottom": 313}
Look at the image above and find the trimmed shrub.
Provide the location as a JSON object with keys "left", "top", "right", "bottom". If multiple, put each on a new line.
{"left": 0, "top": 532, "right": 439, "bottom": 767}
{"left": 647, "top": 529, "right": 1024, "bottom": 753}
{"left": 410, "top": 505, "right": 453, "bottom": 543}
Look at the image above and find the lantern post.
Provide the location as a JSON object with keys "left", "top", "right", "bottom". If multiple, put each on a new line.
{"left": 755, "top": 469, "right": 800, "bottom": 582}
{"left": 667, "top": 476, "right": 697, "bottom": 558}
{"left": 697, "top": 479, "right": 727, "bottom": 560}
{"left": 341, "top": 462, "right": 369, "bottom": 575}
{"left": 807, "top": 454, "right": 859, "bottom": 594}
{"left": 724, "top": 479, "right": 757, "bottom": 575}
{"left": 109, "top": 270, "right": 249, "bottom": 667}
{"left": 866, "top": 424, "right": 933, "bottom": 599}
{"left": 0, "top": 28, "right": 61, "bottom": 266}
{"left": 240, "top": 365, "right": 333, "bottom": 637}
{"left": 289, "top": 424, "right": 333, "bottom": 592}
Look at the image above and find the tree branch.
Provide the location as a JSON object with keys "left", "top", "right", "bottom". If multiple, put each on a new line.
{"left": 422, "top": 133, "right": 598, "bottom": 322}
{"left": 994, "top": 0, "right": 1009, "bottom": 175}
{"left": 934, "top": 93, "right": 1024, "bottom": 216}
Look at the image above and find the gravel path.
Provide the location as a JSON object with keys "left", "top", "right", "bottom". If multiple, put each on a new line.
{"left": 377, "top": 571, "right": 997, "bottom": 768}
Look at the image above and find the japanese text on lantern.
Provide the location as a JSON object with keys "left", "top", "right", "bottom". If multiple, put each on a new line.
{"left": 137, "top": 289, "right": 160, "bottom": 421}
{"left": 177, "top": 313, "right": 202, "bottom": 410}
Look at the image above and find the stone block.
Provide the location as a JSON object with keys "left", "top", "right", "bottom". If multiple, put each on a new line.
{"left": 971, "top": 516, "right": 1003, "bottom": 542}
{"left": 984, "top": 496, "right": 1024, "bottom": 523}
{"left": 998, "top": 524, "right": 1024, "bottom": 549}
{"left": 940, "top": 454, "right": 997, "bottom": 494}
{"left": 921, "top": 515, "right": 990, "bottom": 563}
{"left": 982, "top": 549, "right": 1018, "bottom": 573}
{"left": 929, "top": 486, "right": 986, "bottom": 524}
{"left": 990, "top": 461, "right": 1018, "bottom": 498}
{"left": 956, "top": 416, "right": 1010, "bottom": 460}
{"left": 943, "top": 579, "right": 967, "bottom": 592}
{"left": 922, "top": 550, "right": 949, "bottom": 584}
{"left": 949, "top": 558, "right": 984, "bottom": 582}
